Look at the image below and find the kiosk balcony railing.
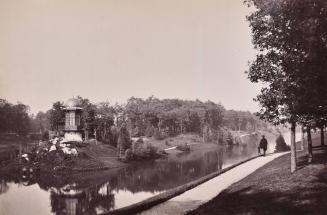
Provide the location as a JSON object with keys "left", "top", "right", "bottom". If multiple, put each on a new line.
{"left": 65, "top": 125, "right": 79, "bottom": 131}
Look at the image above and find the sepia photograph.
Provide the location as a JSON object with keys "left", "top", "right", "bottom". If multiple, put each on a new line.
{"left": 0, "top": 0, "right": 327, "bottom": 214}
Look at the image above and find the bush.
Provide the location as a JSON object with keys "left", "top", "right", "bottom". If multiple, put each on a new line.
{"left": 226, "top": 132, "right": 234, "bottom": 145}
{"left": 145, "top": 126, "right": 155, "bottom": 137}
{"left": 176, "top": 143, "right": 190, "bottom": 152}
{"left": 275, "top": 134, "right": 290, "bottom": 152}
{"left": 136, "top": 137, "right": 144, "bottom": 144}
{"left": 132, "top": 142, "right": 159, "bottom": 160}
{"left": 153, "top": 128, "right": 164, "bottom": 140}
{"left": 125, "top": 148, "right": 133, "bottom": 161}
{"left": 117, "top": 125, "right": 131, "bottom": 150}
{"left": 42, "top": 131, "right": 49, "bottom": 140}
{"left": 131, "top": 127, "right": 144, "bottom": 137}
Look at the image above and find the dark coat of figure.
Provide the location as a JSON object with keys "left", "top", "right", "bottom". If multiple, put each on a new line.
{"left": 258, "top": 135, "right": 268, "bottom": 156}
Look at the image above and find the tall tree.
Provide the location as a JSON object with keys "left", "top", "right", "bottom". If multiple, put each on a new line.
{"left": 0, "top": 99, "right": 31, "bottom": 135}
{"left": 245, "top": 0, "right": 327, "bottom": 172}
{"left": 95, "top": 102, "right": 116, "bottom": 142}
{"left": 49, "top": 101, "right": 65, "bottom": 131}
{"left": 76, "top": 96, "right": 97, "bottom": 138}
{"left": 32, "top": 111, "right": 50, "bottom": 133}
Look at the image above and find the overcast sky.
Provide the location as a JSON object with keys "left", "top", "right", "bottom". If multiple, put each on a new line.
{"left": 0, "top": 0, "right": 260, "bottom": 113}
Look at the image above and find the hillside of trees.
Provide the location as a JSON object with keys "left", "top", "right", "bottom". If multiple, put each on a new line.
{"left": 0, "top": 96, "right": 271, "bottom": 146}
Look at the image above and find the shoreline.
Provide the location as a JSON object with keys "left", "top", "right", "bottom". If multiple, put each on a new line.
{"left": 104, "top": 138, "right": 307, "bottom": 214}
{"left": 102, "top": 152, "right": 272, "bottom": 215}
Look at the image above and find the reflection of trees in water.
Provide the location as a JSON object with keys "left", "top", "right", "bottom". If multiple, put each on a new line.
{"left": 0, "top": 166, "right": 37, "bottom": 196}
{"left": 0, "top": 142, "right": 35, "bottom": 164}
{"left": 0, "top": 170, "right": 117, "bottom": 214}
{"left": 0, "top": 146, "right": 259, "bottom": 214}
{"left": 115, "top": 148, "right": 224, "bottom": 193}
{"left": 0, "top": 179, "right": 9, "bottom": 195}
{"left": 49, "top": 182, "right": 115, "bottom": 215}
{"left": 222, "top": 144, "right": 258, "bottom": 166}
{"left": 39, "top": 148, "right": 226, "bottom": 204}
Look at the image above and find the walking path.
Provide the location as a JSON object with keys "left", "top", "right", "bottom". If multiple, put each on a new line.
{"left": 137, "top": 152, "right": 289, "bottom": 215}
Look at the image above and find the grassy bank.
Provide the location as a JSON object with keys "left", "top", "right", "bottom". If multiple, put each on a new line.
{"left": 187, "top": 137, "right": 327, "bottom": 215}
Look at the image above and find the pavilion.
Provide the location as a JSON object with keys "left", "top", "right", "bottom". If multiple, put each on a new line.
{"left": 63, "top": 98, "right": 83, "bottom": 142}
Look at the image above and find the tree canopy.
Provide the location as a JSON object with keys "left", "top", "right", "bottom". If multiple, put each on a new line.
{"left": 0, "top": 99, "right": 30, "bottom": 135}
{"left": 245, "top": 0, "right": 327, "bottom": 171}
{"left": 246, "top": 0, "right": 327, "bottom": 125}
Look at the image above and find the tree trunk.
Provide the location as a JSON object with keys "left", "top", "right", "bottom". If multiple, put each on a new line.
{"left": 202, "top": 128, "right": 205, "bottom": 143}
{"left": 19, "top": 143, "right": 22, "bottom": 165}
{"left": 307, "top": 127, "right": 313, "bottom": 163}
{"left": 321, "top": 126, "right": 325, "bottom": 146}
{"left": 301, "top": 126, "right": 305, "bottom": 150}
{"left": 290, "top": 122, "right": 297, "bottom": 173}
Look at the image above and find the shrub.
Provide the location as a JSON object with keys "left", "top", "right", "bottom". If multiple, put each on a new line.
{"left": 125, "top": 148, "right": 133, "bottom": 161}
{"left": 275, "top": 134, "right": 290, "bottom": 152}
{"left": 226, "top": 132, "right": 234, "bottom": 145}
{"left": 132, "top": 142, "right": 159, "bottom": 160}
{"left": 145, "top": 126, "right": 155, "bottom": 137}
{"left": 131, "top": 127, "right": 144, "bottom": 137}
{"left": 136, "top": 137, "right": 144, "bottom": 144}
{"left": 118, "top": 125, "right": 131, "bottom": 149}
{"left": 176, "top": 143, "right": 190, "bottom": 152}
{"left": 144, "top": 143, "right": 158, "bottom": 157}
{"left": 153, "top": 128, "right": 164, "bottom": 140}
{"left": 42, "top": 131, "right": 49, "bottom": 140}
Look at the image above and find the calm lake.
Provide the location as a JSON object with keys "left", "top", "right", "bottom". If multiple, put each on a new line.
{"left": 0, "top": 143, "right": 261, "bottom": 215}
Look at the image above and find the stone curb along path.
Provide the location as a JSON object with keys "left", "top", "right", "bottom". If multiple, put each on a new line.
{"left": 137, "top": 152, "right": 289, "bottom": 215}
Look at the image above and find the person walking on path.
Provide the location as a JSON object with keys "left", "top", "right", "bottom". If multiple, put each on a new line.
{"left": 258, "top": 135, "right": 268, "bottom": 156}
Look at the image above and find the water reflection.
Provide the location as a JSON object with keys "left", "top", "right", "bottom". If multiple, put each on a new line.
{"left": 0, "top": 144, "right": 258, "bottom": 215}
{"left": 49, "top": 182, "right": 115, "bottom": 215}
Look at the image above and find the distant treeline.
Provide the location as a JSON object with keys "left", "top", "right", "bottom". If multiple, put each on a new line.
{"left": 0, "top": 96, "right": 269, "bottom": 145}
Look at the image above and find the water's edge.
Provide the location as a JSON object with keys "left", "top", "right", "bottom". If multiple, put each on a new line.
{"left": 103, "top": 152, "right": 284, "bottom": 215}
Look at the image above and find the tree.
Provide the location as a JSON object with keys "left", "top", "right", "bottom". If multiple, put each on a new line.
{"left": 122, "top": 96, "right": 225, "bottom": 140}
{"left": 117, "top": 124, "right": 131, "bottom": 159}
{"left": 11, "top": 103, "right": 30, "bottom": 135}
{"left": 95, "top": 102, "right": 116, "bottom": 143}
{"left": 31, "top": 111, "right": 50, "bottom": 133}
{"left": 245, "top": 0, "right": 327, "bottom": 172}
{"left": 0, "top": 99, "right": 31, "bottom": 135}
{"left": 49, "top": 101, "right": 65, "bottom": 131}
{"left": 75, "top": 96, "right": 97, "bottom": 138}
{"left": 0, "top": 99, "right": 12, "bottom": 133}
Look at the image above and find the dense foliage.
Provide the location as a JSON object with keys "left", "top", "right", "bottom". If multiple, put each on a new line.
{"left": 0, "top": 99, "right": 30, "bottom": 135}
{"left": 275, "top": 134, "right": 290, "bottom": 152}
{"left": 0, "top": 96, "right": 270, "bottom": 146}
{"left": 245, "top": 0, "right": 327, "bottom": 125}
{"left": 245, "top": 0, "right": 327, "bottom": 170}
